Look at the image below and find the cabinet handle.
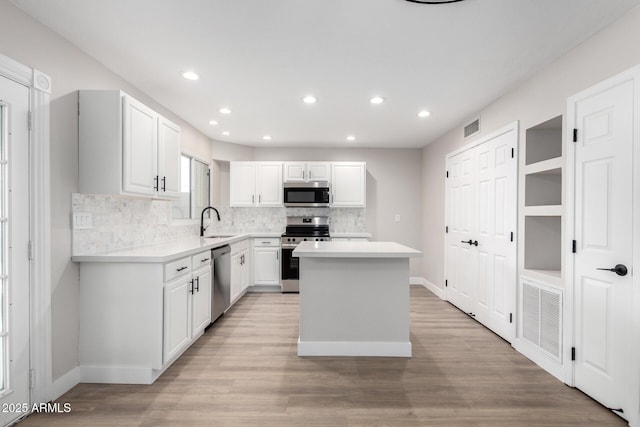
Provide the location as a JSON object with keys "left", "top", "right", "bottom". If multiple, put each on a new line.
{"left": 252, "top": 195, "right": 255, "bottom": 204}
{"left": 153, "top": 175, "right": 159, "bottom": 191}
{"left": 259, "top": 194, "right": 262, "bottom": 203}
{"left": 161, "top": 176, "right": 166, "bottom": 192}
{"left": 303, "top": 170, "right": 305, "bottom": 180}
{"left": 189, "top": 279, "right": 194, "bottom": 294}
{"left": 277, "top": 251, "right": 279, "bottom": 260}
{"left": 195, "top": 276, "right": 200, "bottom": 292}
{"left": 201, "top": 257, "right": 210, "bottom": 263}
{"left": 177, "top": 266, "right": 188, "bottom": 272}
{"left": 262, "top": 241, "right": 270, "bottom": 244}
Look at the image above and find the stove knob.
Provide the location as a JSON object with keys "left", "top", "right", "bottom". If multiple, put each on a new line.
{"left": 315, "top": 238, "right": 319, "bottom": 241}
{"left": 304, "top": 238, "right": 307, "bottom": 241}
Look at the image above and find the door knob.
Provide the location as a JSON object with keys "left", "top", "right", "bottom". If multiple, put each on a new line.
{"left": 597, "top": 264, "right": 628, "bottom": 276}
{"left": 460, "top": 240, "right": 479, "bottom": 246}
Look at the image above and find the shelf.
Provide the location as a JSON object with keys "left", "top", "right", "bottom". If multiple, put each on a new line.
{"left": 523, "top": 205, "right": 562, "bottom": 216}
{"left": 525, "top": 168, "right": 562, "bottom": 206}
{"left": 525, "top": 116, "right": 562, "bottom": 165}
{"left": 524, "top": 157, "right": 563, "bottom": 175}
{"left": 524, "top": 216, "right": 561, "bottom": 272}
{"left": 520, "top": 269, "right": 563, "bottom": 288}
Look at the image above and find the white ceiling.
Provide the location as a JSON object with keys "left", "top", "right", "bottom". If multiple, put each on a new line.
{"left": 11, "top": 0, "right": 640, "bottom": 148}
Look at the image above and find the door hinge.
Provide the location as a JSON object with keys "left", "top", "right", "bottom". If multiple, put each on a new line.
{"left": 28, "top": 112, "right": 32, "bottom": 131}
{"left": 571, "top": 347, "right": 576, "bottom": 361}
{"left": 509, "top": 313, "right": 513, "bottom": 323}
{"left": 29, "top": 369, "right": 35, "bottom": 389}
{"left": 445, "top": 226, "right": 448, "bottom": 233}
{"left": 573, "top": 128, "right": 578, "bottom": 143}
{"left": 446, "top": 171, "right": 449, "bottom": 178}
{"left": 510, "top": 231, "right": 514, "bottom": 242}
{"left": 445, "top": 279, "right": 448, "bottom": 287}
{"left": 28, "top": 240, "right": 34, "bottom": 260}
{"left": 572, "top": 240, "right": 577, "bottom": 253}
{"left": 511, "top": 147, "right": 514, "bottom": 158}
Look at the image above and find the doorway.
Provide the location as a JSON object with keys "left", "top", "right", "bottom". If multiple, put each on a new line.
{"left": 0, "top": 74, "right": 32, "bottom": 425}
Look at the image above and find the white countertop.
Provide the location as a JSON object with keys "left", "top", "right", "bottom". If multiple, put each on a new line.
{"left": 330, "top": 232, "right": 372, "bottom": 239}
{"left": 293, "top": 241, "right": 422, "bottom": 258}
{"left": 71, "top": 232, "right": 282, "bottom": 263}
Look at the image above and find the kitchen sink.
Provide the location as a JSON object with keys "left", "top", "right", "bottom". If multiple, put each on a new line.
{"left": 203, "top": 234, "right": 235, "bottom": 239}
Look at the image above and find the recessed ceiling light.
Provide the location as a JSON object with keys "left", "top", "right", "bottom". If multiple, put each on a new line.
{"left": 370, "top": 96, "right": 385, "bottom": 105}
{"left": 302, "top": 95, "right": 317, "bottom": 104}
{"left": 262, "top": 135, "right": 272, "bottom": 141}
{"left": 209, "top": 120, "right": 218, "bottom": 125}
{"left": 182, "top": 71, "right": 199, "bottom": 81}
{"left": 418, "top": 110, "right": 431, "bottom": 118}
{"left": 222, "top": 131, "right": 230, "bottom": 136}
{"left": 346, "top": 135, "right": 356, "bottom": 142}
{"left": 219, "top": 107, "right": 232, "bottom": 115}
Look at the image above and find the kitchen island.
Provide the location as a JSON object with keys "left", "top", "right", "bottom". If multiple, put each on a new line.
{"left": 293, "top": 241, "right": 422, "bottom": 357}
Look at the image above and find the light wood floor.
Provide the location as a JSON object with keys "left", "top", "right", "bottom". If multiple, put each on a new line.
{"left": 20, "top": 287, "right": 624, "bottom": 426}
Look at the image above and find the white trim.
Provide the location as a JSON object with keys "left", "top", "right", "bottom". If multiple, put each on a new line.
{"left": 513, "top": 338, "right": 564, "bottom": 382}
{"left": 0, "top": 53, "right": 52, "bottom": 405}
{"left": 566, "top": 64, "right": 640, "bottom": 426}
{"left": 49, "top": 367, "right": 80, "bottom": 401}
{"left": 411, "top": 276, "right": 446, "bottom": 300}
{"left": 297, "top": 339, "right": 411, "bottom": 357}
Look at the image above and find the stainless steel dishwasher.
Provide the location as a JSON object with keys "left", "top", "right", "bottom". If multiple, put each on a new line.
{"left": 210, "top": 245, "right": 231, "bottom": 324}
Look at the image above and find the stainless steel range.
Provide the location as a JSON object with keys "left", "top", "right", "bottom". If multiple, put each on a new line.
{"left": 281, "top": 216, "right": 330, "bottom": 292}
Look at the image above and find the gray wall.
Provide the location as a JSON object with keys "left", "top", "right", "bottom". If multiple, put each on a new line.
{"left": 254, "top": 148, "right": 423, "bottom": 275}
{"left": 421, "top": 4, "right": 640, "bottom": 290}
{"left": 0, "top": 1, "right": 212, "bottom": 381}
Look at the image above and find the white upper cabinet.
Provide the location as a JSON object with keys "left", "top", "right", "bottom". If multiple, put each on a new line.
{"left": 79, "top": 90, "right": 181, "bottom": 198}
{"left": 284, "top": 162, "right": 331, "bottom": 182}
{"left": 331, "top": 162, "right": 366, "bottom": 207}
{"left": 157, "top": 117, "right": 182, "bottom": 199}
{"left": 230, "top": 161, "right": 283, "bottom": 207}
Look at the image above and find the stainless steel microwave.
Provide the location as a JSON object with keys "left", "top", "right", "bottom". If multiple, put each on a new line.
{"left": 283, "top": 182, "right": 330, "bottom": 207}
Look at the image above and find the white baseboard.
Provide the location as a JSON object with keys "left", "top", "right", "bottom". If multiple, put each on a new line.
{"left": 411, "top": 276, "right": 446, "bottom": 300}
{"left": 49, "top": 367, "right": 80, "bottom": 401}
{"left": 80, "top": 365, "right": 158, "bottom": 385}
{"left": 297, "top": 338, "right": 411, "bottom": 357}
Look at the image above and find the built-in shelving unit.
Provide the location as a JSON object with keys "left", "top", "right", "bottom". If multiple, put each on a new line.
{"left": 519, "top": 115, "right": 563, "bottom": 287}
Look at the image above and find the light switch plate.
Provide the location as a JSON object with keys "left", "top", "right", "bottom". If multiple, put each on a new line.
{"left": 394, "top": 214, "right": 401, "bottom": 223}
{"left": 72, "top": 212, "right": 93, "bottom": 230}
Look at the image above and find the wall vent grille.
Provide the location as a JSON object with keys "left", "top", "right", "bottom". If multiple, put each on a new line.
{"left": 521, "top": 279, "right": 562, "bottom": 361}
{"left": 464, "top": 118, "right": 480, "bottom": 138}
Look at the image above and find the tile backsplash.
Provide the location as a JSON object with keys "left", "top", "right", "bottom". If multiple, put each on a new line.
{"left": 72, "top": 193, "right": 366, "bottom": 255}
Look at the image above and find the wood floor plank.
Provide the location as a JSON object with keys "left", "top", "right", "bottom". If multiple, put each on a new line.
{"left": 19, "top": 287, "right": 625, "bottom": 426}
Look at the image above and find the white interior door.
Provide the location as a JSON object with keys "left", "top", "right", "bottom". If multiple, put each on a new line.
{"left": 571, "top": 77, "right": 634, "bottom": 417}
{"left": 445, "top": 124, "right": 517, "bottom": 342}
{"left": 0, "top": 76, "right": 31, "bottom": 425}
{"left": 446, "top": 148, "right": 476, "bottom": 314}
{"left": 473, "top": 130, "right": 517, "bottom": 342}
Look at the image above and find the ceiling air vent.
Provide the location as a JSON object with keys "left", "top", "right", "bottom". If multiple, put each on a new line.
{"left": 464, "top": 118, "right": 480, "bottom": 139}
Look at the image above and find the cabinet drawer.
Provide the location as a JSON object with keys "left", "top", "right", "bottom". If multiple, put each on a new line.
{"left": 253, "top": 237, "right": 280, "bottom": 247}
{"left": 192, "top": 251, "right": 212, "bottom": 270}
{"left": 232, "top": 239, "right": 249, "bottom": 253}
{"left": 164, "top": 257, "right": 191, "bottom": 282}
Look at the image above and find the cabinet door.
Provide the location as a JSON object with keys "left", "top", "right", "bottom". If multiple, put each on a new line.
{"left": 230, "top": 252, "right": 242, "bottom": 302}
{"left": 157, "top": 116, "right": 181, "bottom": 199}
{"left": 257, "top": 162, "right": 283, "bottom": 206}
{"left": 240, "top": 249, "right": 251, "bottom": 291}
{"left": 253, "top": 247, "right": 280, "bottom": 285}
{"left": 331, "top": 162, "right": 366, "bottom": 207}
{"left": 123, "top": 96, "right": 158, "bottom": 196}
{"left": 307, "top": 162, "right": 331, "bottom": 182}
{"left": 230, "top": 162, "right": 256, "bottom": 206}
{"left": 192, "top": 267, "right": 211, "bottom": 336}
{"left": 284, "top": 162, "right": 306, "bottom": 182}
{"left": 163, "top": 277, "right": 191, "bottom": 363}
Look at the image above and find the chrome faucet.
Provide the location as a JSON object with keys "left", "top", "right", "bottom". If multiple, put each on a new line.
{"left": 200, "top": 206, "right": 221, "bottom": 237}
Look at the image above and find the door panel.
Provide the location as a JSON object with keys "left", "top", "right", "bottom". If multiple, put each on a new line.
{"left": 572, "top": 79, "right": 633, "bottom": 415}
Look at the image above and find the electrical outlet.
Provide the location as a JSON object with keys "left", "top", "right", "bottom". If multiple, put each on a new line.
{"left": 394, "top": 214, "right": 401, "bottom": 223}
{"left": 72, "top": 212, "right": 93, "bottom": 230}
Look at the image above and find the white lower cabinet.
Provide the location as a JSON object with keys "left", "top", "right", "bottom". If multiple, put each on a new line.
{"left": 78, "top": 250, "right": 212, "bottom": 384}
{"left": 253, "top": 238, "right": 280, "bottom": 286}
{"left": 231, "top": 241, "right": 250, "bottom": 303}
